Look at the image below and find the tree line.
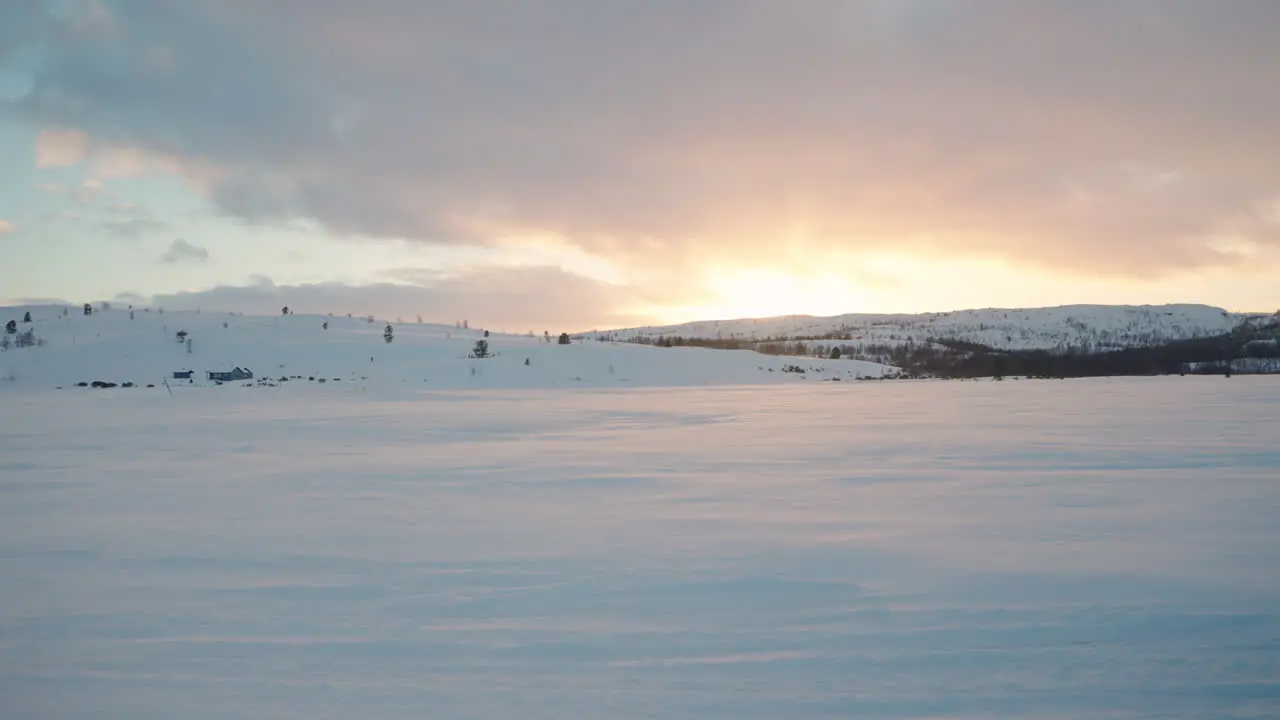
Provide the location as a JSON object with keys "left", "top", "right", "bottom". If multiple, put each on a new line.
{"left": 619, "top": 319, "right": 1280, "bottom": 379}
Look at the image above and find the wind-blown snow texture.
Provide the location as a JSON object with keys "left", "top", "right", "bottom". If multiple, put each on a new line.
{"left": 593, "top": 303, "right": 1258, "bottom": 351}
{"left": 2, "top": 377, "right": 1278, "bottom": 719}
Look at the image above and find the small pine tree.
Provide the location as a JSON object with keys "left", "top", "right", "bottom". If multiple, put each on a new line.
{"left": 282, "top": 306, "right": 290, "bottom": 316}
{"left": 557, "top": 332, "right": 571, "bottom": 345}
{"left": 483, "top": 329, "right": 490, "bottom": 338}
{"left": 322, "top": 321, "right": 328, "bottom": 330}
{"left": 829, "top": 346, "right": 842, "bottom": 360}
{"left": 383, "top": 323, "right": 394, "bottom": 344}
{"left": 4, "top": 320, "right": 15, "bottom": 335}
{"left": 83, "top": 303, "right": 92, "bottom": 316}
{"left": 22, "top": 311, "right": 31, "bottom": 323}
{"left": 472, "top": 339, "right": 489, "bottom": 358}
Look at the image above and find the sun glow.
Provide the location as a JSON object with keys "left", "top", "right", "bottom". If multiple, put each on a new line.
{"left": 667, "top": 267, "right": 873, "bottom": 322}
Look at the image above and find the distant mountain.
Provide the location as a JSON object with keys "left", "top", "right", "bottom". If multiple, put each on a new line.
{"left": 589, "top": 304, "right": 1271, "bottom": 353}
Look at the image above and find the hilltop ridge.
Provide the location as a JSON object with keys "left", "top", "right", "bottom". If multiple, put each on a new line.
{"left": 0, "top": 304, "right": 891, "bottom": 391}
{"left": 587, "top": 303, "right": 1267, "bottom": 352}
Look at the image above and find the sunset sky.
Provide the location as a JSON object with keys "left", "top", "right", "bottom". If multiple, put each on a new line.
{"left": 2, "top": 1, "right": 1279, "bottom": 330}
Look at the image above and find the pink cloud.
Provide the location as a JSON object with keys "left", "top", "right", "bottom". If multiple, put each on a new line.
{"left": 35, "top": 129, "right": 89, "bottom": 168}
{"left": 92, "top": 143, "right": 222, "bottom": 194}
{"left": 35, "top": 128, "right": 222, "bottom": 195}
{"left": 0, "top": 220, "right": 16, "bottom": 234}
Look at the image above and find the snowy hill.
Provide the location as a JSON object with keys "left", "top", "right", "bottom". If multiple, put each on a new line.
{"left": 0, "top": 305, "right": 894, "bottom": 392}
{"left": 589, "top": 304, "right": 1265, "bottom": 352}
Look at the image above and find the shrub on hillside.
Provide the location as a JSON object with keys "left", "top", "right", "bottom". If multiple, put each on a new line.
{"left": 14, "top": 329, "right": 43, "bottom": 348}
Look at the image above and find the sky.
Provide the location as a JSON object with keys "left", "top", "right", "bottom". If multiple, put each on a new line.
{"left": 2, "top": 0, "right": 1279, "bottom": 331}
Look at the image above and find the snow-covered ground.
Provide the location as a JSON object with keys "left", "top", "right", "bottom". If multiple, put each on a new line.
{"left": 593, "top": 303, "right": 1264, "bottom": 351}
{"left": 2, "top": 376, "right": 1278, "bottom": 719}
{"left": 0, "top": 305, "right": 893, "bottom": 391}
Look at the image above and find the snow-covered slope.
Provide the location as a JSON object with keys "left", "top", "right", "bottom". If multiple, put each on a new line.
{"left": 0, "top": 305, "right": 894, "bottom": 391}
{"left": 591, "top": 304, "right": 1263, "bottom": 352}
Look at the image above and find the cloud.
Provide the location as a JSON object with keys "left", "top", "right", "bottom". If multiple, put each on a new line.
{"left": 106, "top": 202, "right": 149, "bottom": 216}
{"left": 0, "top": 219, "right": 14, "bottom": 234}
{"left": 0, "top": 297, "right": 74, "bottom": 307}
{"left": 42, "top": 209, "right": 82, "bottom": 223}
{"left": 5, "top": 1, "right": 1280, "bottom": 281}
{"left": 101, "top": 217, "right": 168, "bottom": 238}
{"left": 38, "top": 179, "right": 105, "bottom": 205}
{"left": 146, "top": 266, "right": 653, "bottom": 330}
{"left": 160, "top": 239, "right": 210, "bottom": 263}
{"left": 35, "top": 129, "right": 89, "bottom": 167}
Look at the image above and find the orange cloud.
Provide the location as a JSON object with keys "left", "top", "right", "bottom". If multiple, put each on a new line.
{"left": 35, "top": 130, "right": 89, "bottom": 168}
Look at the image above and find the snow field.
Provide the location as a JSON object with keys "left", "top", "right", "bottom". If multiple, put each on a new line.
{"left": 0, "top": 305, "right": 893, "bottom": 391}
{"left": 1, "top": 376, "right": 1278, "bottom": 718}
